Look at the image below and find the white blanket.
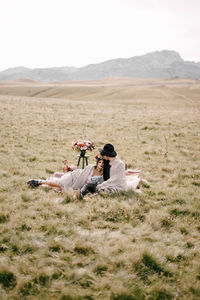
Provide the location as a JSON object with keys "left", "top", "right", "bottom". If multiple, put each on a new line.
{"left": 46, "top": 168, "right": 142, "bottom": 192}
{"left": 125, "top": 169, "right": 141, "bottom": 191}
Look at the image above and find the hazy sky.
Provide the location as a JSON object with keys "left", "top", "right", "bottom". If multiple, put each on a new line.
{"left": 0, "top": 0, "right": 200, "bottom": 71}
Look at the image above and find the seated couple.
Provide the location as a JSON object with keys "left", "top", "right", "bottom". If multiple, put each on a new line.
{"left": 28, "top": 143, "right": 138, "bottom": 199}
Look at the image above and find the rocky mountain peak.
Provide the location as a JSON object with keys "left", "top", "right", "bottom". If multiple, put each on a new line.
{"left": 0, "top": 50, "right": 199, "bottom": 81}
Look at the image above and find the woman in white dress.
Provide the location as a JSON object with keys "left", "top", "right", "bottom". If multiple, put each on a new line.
{"left": 27, "top": 157, "right": 104, "bottom": 197}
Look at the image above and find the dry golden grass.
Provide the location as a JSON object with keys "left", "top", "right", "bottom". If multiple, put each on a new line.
{"left": 0, "top": 77, "right": 200, "bottom": 299}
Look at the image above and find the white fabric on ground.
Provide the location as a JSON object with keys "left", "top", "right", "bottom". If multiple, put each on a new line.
{"left": 44, "top": 167, "right": 143, "bottom": 193}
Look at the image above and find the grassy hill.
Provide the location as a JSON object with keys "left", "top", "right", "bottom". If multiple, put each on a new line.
{"left": 0, "top": 78, "right": 200, "bottom": 299}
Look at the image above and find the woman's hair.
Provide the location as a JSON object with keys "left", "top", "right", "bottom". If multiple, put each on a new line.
{"left": 95, "top": 155, "right": 104, "bottom": 169}
{"left": 95, "top": 154, "right": 110, "bottom": 180}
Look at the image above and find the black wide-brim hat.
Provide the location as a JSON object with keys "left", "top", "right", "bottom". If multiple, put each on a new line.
{"left": 98, "top": 143, "right": 117, "bottom": 157}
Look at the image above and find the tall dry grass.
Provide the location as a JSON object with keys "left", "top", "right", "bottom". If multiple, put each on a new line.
{"left": 0, "top": 78, "right": 200, "bottom": 299}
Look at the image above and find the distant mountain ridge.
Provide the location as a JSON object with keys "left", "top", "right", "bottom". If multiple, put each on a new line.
{"left": 0, "top": 50, "right": 200, "bottom": 82}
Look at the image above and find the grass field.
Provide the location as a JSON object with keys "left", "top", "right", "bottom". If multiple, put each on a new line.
{"left": 0, "top": 77, "right": 200, "bottom": 299}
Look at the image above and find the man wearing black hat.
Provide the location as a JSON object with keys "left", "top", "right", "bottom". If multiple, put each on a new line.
{"left": 96, "top": 144, "right": 127, "bottom": 193}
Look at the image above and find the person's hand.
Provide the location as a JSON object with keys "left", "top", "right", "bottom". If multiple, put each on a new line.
{"left": 96, "top": 185, "right": 103, "bottom": 192}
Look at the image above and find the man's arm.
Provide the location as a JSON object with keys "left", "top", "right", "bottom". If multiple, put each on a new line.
{"left": 97, "top": 162, "right": 125, "bottom": 191}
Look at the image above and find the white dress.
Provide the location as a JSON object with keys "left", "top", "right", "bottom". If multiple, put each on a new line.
{"left": 45, "top": 166, "right": 143, "bottom": 193}
{"left": 45, "top": 164, "right": 103, "bottom": 192}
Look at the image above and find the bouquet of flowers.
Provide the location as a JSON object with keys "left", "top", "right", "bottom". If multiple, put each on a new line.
{"left": 72, "top": 140, "right": 95, "bottom": 152}
{"left": 62, "top": 160, "right": 74, "bottom": 173}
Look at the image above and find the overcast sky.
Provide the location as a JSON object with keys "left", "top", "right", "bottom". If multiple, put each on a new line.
{"left": 0, "top": 0, "right": 199, "bottom": 71}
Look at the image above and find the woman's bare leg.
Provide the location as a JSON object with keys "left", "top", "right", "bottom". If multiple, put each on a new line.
{"left": 40, "top": 180, "right": 62, "bottom": 191}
